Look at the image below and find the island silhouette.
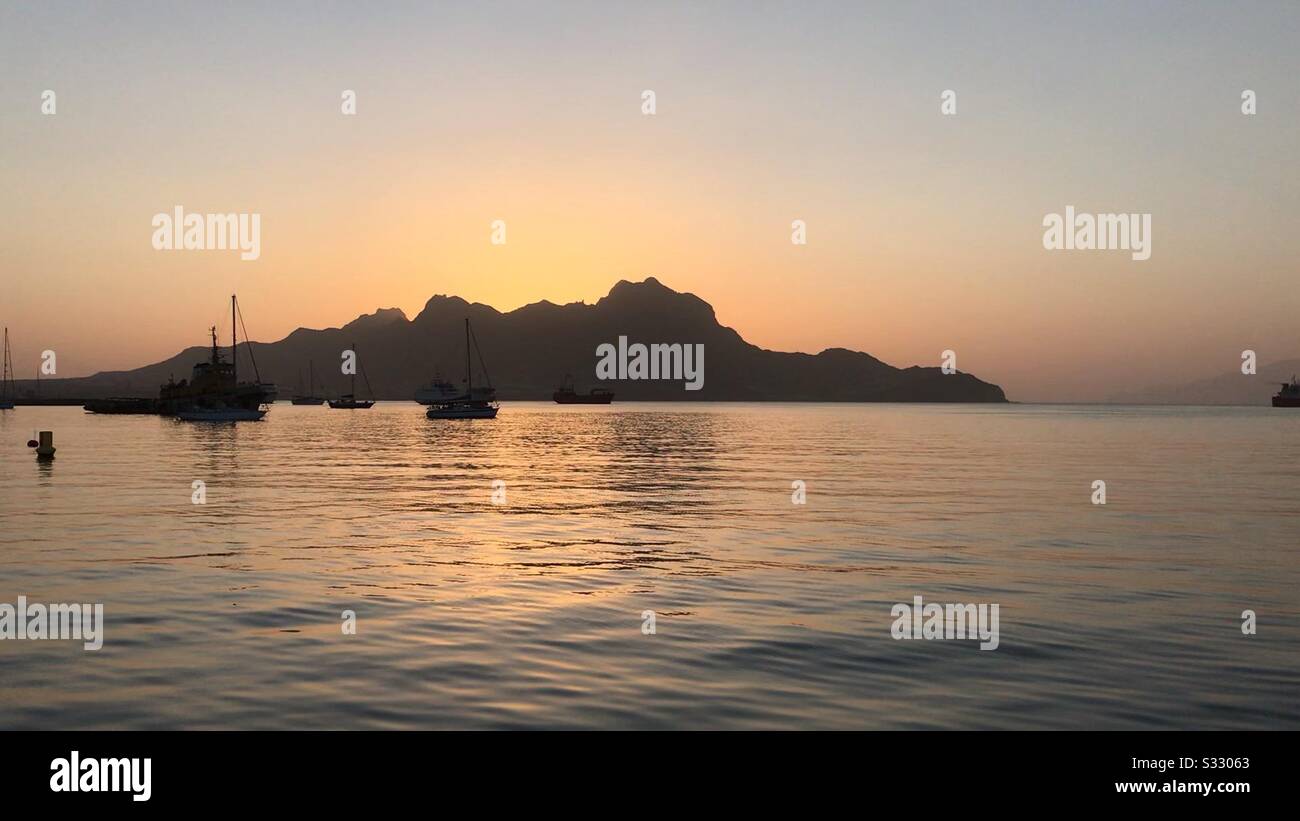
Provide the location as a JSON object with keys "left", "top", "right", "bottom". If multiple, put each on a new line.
{"left": 19, "top": 278, "right": 1007, "bottom": 403}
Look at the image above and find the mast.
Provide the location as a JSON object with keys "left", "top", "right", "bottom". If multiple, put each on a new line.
{"left": 465, "top": 318, "right": 471, "bottom": 395}
{"left": 231, "top": 294, "right": 238, "bottom": 386}
{"left": 351, "top": 342, "right": 357, "bottom": 397}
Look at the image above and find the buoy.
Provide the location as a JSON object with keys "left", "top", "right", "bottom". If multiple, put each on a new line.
{"left": 26, "top": 439, "right": 37, "bottom": 448}
{"left": 35, "top": 431, "right": 55, "bottom": 459}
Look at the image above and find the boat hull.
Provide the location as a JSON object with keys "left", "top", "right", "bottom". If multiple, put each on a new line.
{"left": 291, "top": 397, "right": 325, "bottom": 405}
{"left": 0, "top": 400, "right": 14, "bottom": 410}
{"left": 553, "top": 393, "right": 614, "bottom": 404}
{"left": 1272, "top": 396, "right": 1300, "bottom": 408}
{"left": 84, "top": 397, "right": 159, "bottom": 414}
{"left": 328, "top": 400, "right": 375, "bottom": 409}
{"left": 426, "top": 404, "right": 499, "bottom": 419}
{"left": 176, "top": 408, "right": 267, "bottom": 422}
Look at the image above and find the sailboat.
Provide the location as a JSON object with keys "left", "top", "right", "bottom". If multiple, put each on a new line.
{"left": 426, "top": 318, "right": 499, "bottom": 419}
{"left": 328, "top": 342, "right": 376, "bottom": 409}
{"left": 171, "top": 295, "right": 272, "bottom": 421}
{"left": 291, "top": 360, "right": 325, "bottom": 405}
{"left": 0, "top": 328, "right": 16, "bottom": 410}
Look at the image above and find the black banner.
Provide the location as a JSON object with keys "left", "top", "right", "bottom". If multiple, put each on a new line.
{"left": 5, "top": 731, "right": 1282, "bottom": 808}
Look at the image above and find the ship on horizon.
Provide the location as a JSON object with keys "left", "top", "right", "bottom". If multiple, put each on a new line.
{"left": 1272, "top": 376, "right": 1300, "bottom": 408}
{"left": 552, "top": 374, "right": 613, "bottom": 405}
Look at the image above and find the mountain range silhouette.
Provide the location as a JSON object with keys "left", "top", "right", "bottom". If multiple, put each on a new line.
{"left": 25, "top": 278, "right": 1008, "bottom": 402}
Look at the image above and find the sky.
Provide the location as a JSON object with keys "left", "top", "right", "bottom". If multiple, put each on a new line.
{"left": 2, "top": 0, "right": 1298, "bottom": 401}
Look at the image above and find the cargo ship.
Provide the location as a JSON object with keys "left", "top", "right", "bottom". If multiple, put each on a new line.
{"left": 553, "top": 374, "right": 613, "bottom": 404}
{"left": 1273, "top": 376, "right": 1300, "bottom": 408}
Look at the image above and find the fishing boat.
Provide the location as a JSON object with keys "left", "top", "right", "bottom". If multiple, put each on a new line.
{"left": 426, "top": 318, "right": 499, "bottom": 420}
{"left": 553, "top": 373, "right": 614, "bottom": 404}
{"left": 291, "top": 361, "right": 325, "bottom": 405}
{"left": 168, "top": 295, "right": 273, "bottom": 421}
{"left": 328, "top": 342, "right": 376, "bottom": 409}
{"left": 0, "top": 328, "right": 15, "bottom": 410}
{"left": 1273, "top": 375, "right": 1300, "bottom": 408}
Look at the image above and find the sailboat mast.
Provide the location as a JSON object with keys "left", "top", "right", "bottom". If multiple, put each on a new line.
{"left": 351, "top": 342, "right": 357, "bottom": 396}
{"left": 231, "top": 294, "right": 238, "bottom": 385}
{"left": 465, "top": 318, "right": 471, "bottom": 395}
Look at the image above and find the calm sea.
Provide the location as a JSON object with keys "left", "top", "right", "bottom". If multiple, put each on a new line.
{"left": 1, "top": 403, "right": 1296, "bottom": 729}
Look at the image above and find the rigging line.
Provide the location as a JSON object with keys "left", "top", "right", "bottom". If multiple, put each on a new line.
{"left": 469, "top": 321, "right": 492, "bottom": 388}
{"left": 235, "top": 298, "right": 262, "bottom": 383}
{"left": 359, "top": 362, "right": 375, "bottom": 398}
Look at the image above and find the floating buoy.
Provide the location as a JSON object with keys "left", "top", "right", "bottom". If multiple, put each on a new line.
{"left": 35, "top": 431, "right": 55, "bottom": 459}
{"left": 26, "top": 438, "right": 37, "bottom": 448}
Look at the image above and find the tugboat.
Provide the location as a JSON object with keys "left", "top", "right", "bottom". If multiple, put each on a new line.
{"left": 166, "top": 295, "right": 272, "bottom": 421}
{"left": 1273, "top": 375, "right": 1300, "bottom": 408}
{"left": 426, "top": 318, "right": 499, "bottom": 419}
{"left": 553, "top": 373, "right": 613, "bottom": 404}
{"left": 291, "top": 361, "right": 325, "bottom": 405}
{"left": 0, "top": 328, "right": 15, "bottom": 410}
{"left": 328, "top": 342, "right": 376, "bottom": 409}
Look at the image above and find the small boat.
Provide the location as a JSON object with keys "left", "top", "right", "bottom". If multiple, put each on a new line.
{"left": 426, "top": 318, "right": 498, "bottom": 420}
{"left": 291, "top": 361, "right": 325, "bottom": 405}
{"left": 176, "top": 407, "right": 267, "bottom": 422}
{"left": 328, "top": 342, "right": 376, "bottom": 409}
{"left": 0, "top": 327, "right": 15, "bottom": 410}
{"left": 1273, "top": 375, "right": 1300, "bottom": 408}
{"left": 553, "top": 373, "right": 613, "bottom": 404}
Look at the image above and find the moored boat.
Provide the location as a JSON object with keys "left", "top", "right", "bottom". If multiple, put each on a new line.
{"left": 0, "top": 328, "right": 15, "bottom": 410}
{"left": 291, "top": 361, "right": 325, "bottom": 405}
{"left": 426, "top": 318, "right": 498, "bottom": 420}
{"left": 328, "top": 342, "right": 376, "bottom": 409}
{"left": 553, "top": 374, "right": 613, "bottom": 404}
{"left": 168, "top": 295, "right": 273, "bottom": 421}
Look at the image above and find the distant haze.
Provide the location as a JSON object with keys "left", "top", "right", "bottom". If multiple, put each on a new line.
{"left": 2, "top": 1, "right": 1297, "bottom": 402}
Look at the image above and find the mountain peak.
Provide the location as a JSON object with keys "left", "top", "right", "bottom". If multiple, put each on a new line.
{"left": 344, "top": 307, "right": 408, "bottom": 330}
